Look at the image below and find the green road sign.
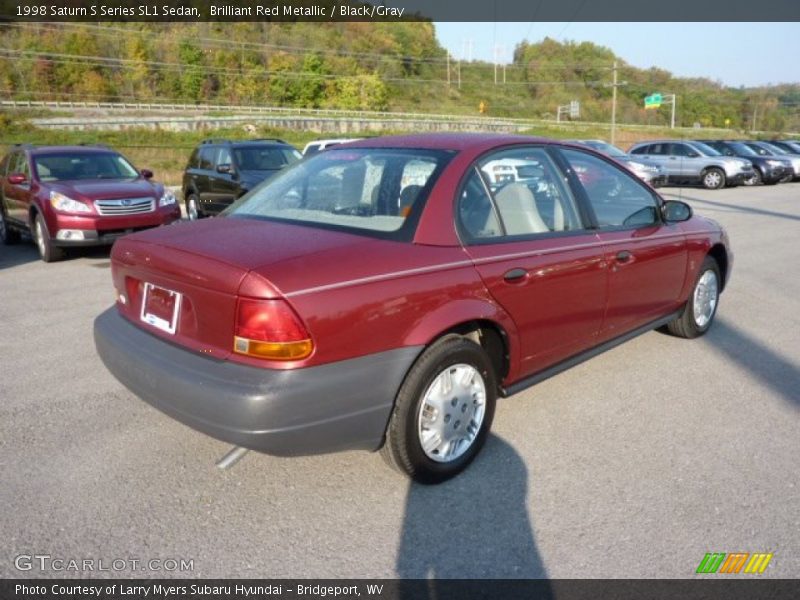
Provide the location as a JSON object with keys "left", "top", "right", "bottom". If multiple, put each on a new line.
{"left": 644, "top": 93, "right": 662, "bottom": 109}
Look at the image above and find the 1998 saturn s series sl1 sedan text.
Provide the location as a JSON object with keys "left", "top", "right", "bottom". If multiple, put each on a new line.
{"left": 94, "top": 134, "right": 732, "bottom": 483}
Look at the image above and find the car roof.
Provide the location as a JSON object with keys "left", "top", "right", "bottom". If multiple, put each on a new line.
{"left": 345, "top": 133, "right": 557, "bottom": 152}
{"left": 199, "top": 139, "right": 290, "bottom": 147}
{"left": 23, "top": 145, "right": 118, "bottom": 156}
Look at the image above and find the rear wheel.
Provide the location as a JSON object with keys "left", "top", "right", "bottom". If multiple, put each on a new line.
{"left": 666, "top": 256, "right": 720, "bottom": 339}
{"left": 702, "top": 168, "right": 726, "bottom": 190}
{"left": 0, "top": 208, "right": 21, "bottom": 245}
{"left": 33, "top": 213, "right": 64, "bottom": 263}
{"left": 381, "top": 336, "right": 497, "bottom": 484}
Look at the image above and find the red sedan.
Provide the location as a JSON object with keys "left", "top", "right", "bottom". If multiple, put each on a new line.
{"left": 94, "top": 134, "right": 732, "bottom": 483}
{"left": 0, "top": 144, "right": 181, "bottom": 262}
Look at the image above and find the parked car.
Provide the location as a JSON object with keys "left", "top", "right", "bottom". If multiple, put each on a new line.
{"left": 95, "top": 134, "right": 732, "bottom": 483}
{"left": 769, "top": 140, "right": 800, "bottom": 155}
{"left": 741, "top": 141, "right": 800, "bottom": 181}
{"left": 182, "top": 139, "right": 302, "bottom": 220}
{"left": 628, "top": 140, "right": 754, "bottom": 189}
{"left": 0, "top": 144, "right": 180, "bottom": 262}
{"left": 698, "top": 140, "right": 791, "bottom": 185}
{"left": 302, "top": 138, "right": 362, "bottom": 156}
{"left": 569, "top": 139, "right": 668, "bottom": 187}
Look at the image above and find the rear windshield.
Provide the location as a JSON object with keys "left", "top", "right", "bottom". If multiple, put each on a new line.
{"left": 33, "top": 152, "right": 139, "bottom": 181}
{"left": 233, "top": 146, "right": 301, "bottom": 171}
{"left": 226, "top": 148, "right": 452, "bottom": 239}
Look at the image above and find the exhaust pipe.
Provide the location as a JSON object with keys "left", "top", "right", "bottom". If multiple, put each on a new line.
{"left": 215, "top": 446, "right": 249, "bottom": 470}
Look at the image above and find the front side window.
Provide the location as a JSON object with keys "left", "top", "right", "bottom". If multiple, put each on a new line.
{"left": 33, "top": 152, "right": 137, "bottom": 181}
{"left": 227, "top": 148, "right": 451, "bottom": 238}
{"left": 561, "top": 148, "right": 659, "bottom": 229}
{"left": 8, "top": 152, "right": 28, "bottom": 177}
{"left": 631, "top": 144, "right": 651, "bottom": 155}
{"left": 216, "top": 147, "right": 233, "bottom": 168}
{"left": 198, "top": 147, "right": 215, "bottom": 170}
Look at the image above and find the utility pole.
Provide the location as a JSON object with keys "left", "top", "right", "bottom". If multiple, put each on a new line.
{"left": 447, "top": 52, "right": 450, "bottom": 86}
{"left": 606, "top": 62, "right": 627, "bottom": 146}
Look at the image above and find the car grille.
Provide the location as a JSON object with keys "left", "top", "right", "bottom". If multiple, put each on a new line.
{"left": 94, "top": 197, "right": 155, "bottom": 216}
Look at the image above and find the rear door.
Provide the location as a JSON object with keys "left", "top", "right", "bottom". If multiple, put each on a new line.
{"left": 558, "top": 148, "right": 688, "bottom": 339}
{"left": 459, "top": 145, "right": 609, "bottom": 378}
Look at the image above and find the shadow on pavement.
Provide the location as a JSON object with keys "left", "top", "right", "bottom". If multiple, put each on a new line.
{"left": 662, "top": 191, "right": 800, "bottom": 222}
{"left": 396, "top": 435, "right": 553, "bottom": 597}
{"left": 704, "top": 318, "right": 800, "bottom": 410}
{"left": 0, "top": 240, "right": 39, "bottom": 271}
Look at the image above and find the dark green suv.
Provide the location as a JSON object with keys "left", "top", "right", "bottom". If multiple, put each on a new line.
{"left": 182, "top": 139, "right": 302, "bottom": 219}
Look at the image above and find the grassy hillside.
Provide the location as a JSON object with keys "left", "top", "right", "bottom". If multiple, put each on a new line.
{"left": 1, "top": 22, "right": 798, "bottom": 132}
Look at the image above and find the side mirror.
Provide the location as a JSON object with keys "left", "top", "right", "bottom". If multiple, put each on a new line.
{"left": 7, "top": 172, "right": 28, "bottom": 185}
{"left": 216, "top": 163, "right": 233, "bottom": 174}
{"left": 662, "top": 200, "right": 692, "bottom": 223}
{"left": 140, "top": 169, "right": 154, "bottom": 179}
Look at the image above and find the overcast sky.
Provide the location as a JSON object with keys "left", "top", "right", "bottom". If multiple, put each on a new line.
{"left": 435, "top": 22, "right": 799, "bottom": 88}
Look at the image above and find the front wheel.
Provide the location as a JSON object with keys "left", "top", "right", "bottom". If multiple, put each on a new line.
{"left": 666, "top": 256, "right": 721, "bottom": 339}
{"left": 185, "top": 194, "right": 200, "bottom": 221}
{"left": 34, "top": 213, "right": 64, "bottom": 263}
{"left": 744, "top": 168, "right": 762, "bottom": 186}
{"left": 381, "top": 336, "right": 497, "bottom": 484}
{"left": 702, "top": 168, "right": 726, "bottom": 190}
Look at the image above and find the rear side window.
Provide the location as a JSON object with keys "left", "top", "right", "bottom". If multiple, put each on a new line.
{"left": 457, "top": 146, "right": 583, "bottom": 243}
{"left": 561, "top": 148, "right": 659, "bottom": 229}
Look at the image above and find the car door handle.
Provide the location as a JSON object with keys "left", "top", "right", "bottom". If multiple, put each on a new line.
{"left": 615, "top": 250, "right": 633, "bottom": 263}
{"left": 503, "top": 268, "right": 528, "bottom": 282}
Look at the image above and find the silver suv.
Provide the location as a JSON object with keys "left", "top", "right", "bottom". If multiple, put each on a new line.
{"left": 629, "top": 140, "right": 754, "bottom": 189}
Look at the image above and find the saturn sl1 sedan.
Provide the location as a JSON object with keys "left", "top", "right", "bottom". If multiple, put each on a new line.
{"left": 94, "top": 134, "right": 732, "bottom": 483}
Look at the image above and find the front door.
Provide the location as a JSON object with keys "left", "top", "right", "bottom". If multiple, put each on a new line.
{"left": 558, "top": 148, "right": 688, "bottom": 339}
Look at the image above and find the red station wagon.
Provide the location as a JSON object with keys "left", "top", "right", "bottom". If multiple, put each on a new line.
{"left": 94, "top": 134, "right": 732, "bottom": 483}
{"left": 0, "top": 145, "right": 181, "bottom": 262}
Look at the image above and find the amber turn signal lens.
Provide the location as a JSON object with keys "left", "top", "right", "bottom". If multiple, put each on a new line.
{"left": 233, "top": 336, "right": 313, "bottom": 360}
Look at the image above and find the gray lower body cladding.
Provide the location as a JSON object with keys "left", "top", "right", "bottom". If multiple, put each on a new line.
{"left": 94, "top": 308, "right": 422, "bottom": 456}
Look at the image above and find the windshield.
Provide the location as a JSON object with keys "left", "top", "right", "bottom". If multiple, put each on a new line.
{"left": 760, "top": 142, "right": 788, "bottom": 155}
{"left": 226, "top": 147, "right": 452, "bottom": 239}
{"left": 729, "top": 142, "right": 757, "bottom": 156}
{"left": 690, "top": 141, "right": 722, "bottom": 156}
{"left": 584, "top": 141, "right": 626, "bottom": 157}
{"left": 33, "top": 152, "right": 139, "bottom": 181}
{"left": 233, "top": 146, "right": 302, "bottom": 171}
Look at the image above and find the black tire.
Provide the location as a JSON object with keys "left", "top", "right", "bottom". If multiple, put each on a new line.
{"left": 381, "top": 335, "right": 497, "bottom": 484}
{"left": 185, "top": 193, "right": 201, "bottom": 220}
{"left": 33, "top": 213, "right": 65, "bottom": 263}
{"left": 666, "top": 256, "right": 721, "bottom": 339}
{"left": 744, "top": 168, "right": 763, "bottom": 186}
{"left": 0, "top": 207, "right": 21, "bottom": 245}
{"left": 701, "top": 168, "right": 726, "bottom": 190}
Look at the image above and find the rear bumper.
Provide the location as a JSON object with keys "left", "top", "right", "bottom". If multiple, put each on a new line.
{"left": 94, "top": 308, "right": 421, "bottom": 456}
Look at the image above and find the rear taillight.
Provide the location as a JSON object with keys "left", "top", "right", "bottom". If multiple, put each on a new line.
{"left": 233, "top": 298, "right": 313, "bottom": 361}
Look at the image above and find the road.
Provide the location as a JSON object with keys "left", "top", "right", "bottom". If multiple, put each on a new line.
{"left": 1, "top": 183, "right": 798, "bottom": 579}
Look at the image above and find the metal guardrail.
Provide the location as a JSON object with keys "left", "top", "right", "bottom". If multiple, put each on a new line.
{"left": 3, "top": 99, "right": 787, "bottom": 136}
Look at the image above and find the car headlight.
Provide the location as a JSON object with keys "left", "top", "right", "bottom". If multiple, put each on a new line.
{"left": 766, "top": 159, "right": 783, "bottom": 167}
{"left": 50, "top": 191, "right": 91, "bottom": 213}
{"left": 159, "top": 189, "right": 177, "bottom": 207}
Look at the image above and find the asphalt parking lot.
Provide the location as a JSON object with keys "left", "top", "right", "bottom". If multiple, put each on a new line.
{"left": 1, "top": 183, "right": 798, "bottom": 579}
